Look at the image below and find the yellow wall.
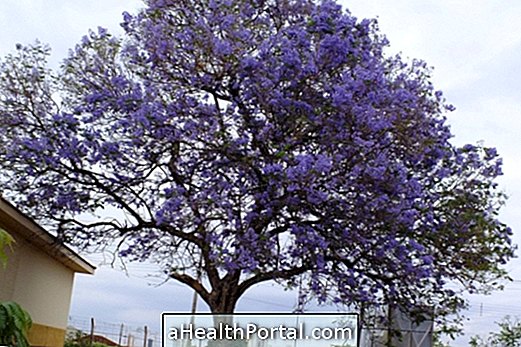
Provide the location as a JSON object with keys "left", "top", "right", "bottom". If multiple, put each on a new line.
{"left": 27, "top": 323, "right": 66, "bottom": 347}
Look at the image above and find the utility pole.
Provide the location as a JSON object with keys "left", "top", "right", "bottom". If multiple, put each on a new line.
{"left": 185, "top": 261, "right": 202, "bottom": 347}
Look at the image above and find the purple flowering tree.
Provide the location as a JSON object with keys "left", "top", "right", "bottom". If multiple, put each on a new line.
{"left": 0, "top": 0, "right": 514, "bottom": 318}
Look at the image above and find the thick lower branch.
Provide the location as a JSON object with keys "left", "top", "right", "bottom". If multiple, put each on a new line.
{"left": 169, "top": 272, "right": 211, "bottom": 305}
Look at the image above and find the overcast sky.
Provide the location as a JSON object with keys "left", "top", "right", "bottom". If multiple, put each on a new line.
{"left": 1, "top": 1, "right": 521, "bottom": 346}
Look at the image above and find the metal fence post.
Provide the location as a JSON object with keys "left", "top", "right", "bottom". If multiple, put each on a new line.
{"left": 143, "top": 326, "right": 148, "bottom": 347}
{"left": 90, "top": 317, "right": 95, "bottom": 347}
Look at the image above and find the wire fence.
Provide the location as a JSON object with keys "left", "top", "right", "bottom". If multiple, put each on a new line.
{"left": 68, "top": 316, "right": 162, "bottom": 347}
{"left": 67, "top": 295, "right": 521, "bottom": 347}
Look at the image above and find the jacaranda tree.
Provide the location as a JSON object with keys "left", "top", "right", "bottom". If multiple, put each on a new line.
{"left": 0, "top": 0, "right": 515, "bottom": 318}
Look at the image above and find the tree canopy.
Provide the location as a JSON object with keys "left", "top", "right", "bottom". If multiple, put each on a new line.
{"left": 0, "top": 0, "right": 515, "bottom": 316}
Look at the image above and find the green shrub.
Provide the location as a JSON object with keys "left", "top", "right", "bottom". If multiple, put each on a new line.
{"left": 0, "top": 301, "right": 32, "bottom": 347}
{"left": 64, "top": 330, "right": 111, "bottom": 347}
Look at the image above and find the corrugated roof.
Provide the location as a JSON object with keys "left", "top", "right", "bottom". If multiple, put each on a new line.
{"left": 0, "top": 197, "right": 95, "bottom": 274}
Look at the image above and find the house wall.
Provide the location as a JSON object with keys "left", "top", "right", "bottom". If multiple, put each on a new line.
{"left": 0, "top": 231, "right": 75, "bottom": 347}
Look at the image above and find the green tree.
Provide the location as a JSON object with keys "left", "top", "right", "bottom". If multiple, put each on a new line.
{"left": 470, "top": 316, "right": 521, "bottom": 347}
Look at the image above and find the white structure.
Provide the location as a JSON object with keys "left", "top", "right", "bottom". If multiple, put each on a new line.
{"left": 360, "top": 306, "right": 433, "bottom": 347}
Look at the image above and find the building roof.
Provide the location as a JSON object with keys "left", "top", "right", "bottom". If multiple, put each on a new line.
{"left": 0, "top": 197, "right": 95, "bottom": 274}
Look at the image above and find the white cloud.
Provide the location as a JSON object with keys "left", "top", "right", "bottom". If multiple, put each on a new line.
{"left": 0, "top": 0, "right": 143, "bottom": 67}
{"left": 347, "top": 0, "right": 521, "bottom": 98}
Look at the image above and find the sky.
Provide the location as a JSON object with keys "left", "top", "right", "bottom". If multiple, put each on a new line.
{"left": 1, "top": 1, "right": 521, "bottom": 346}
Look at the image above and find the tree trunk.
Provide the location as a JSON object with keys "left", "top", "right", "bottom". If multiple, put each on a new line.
{"left": 206, "top": 285, "right": 246, "bottom": 347}
{"left": 208, "top": 272, "right": 241, "bottom": 314}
